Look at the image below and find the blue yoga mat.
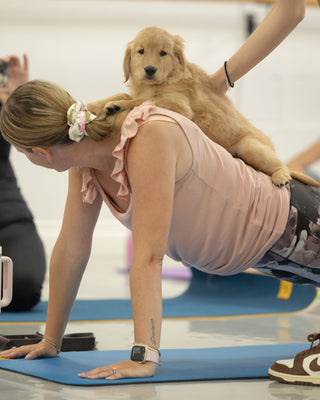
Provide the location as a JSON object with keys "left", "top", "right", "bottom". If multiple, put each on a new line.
{"left": 0, "top": 343, "right": 307, "bottom": 385}
{"left": 0, "top": 269, "right": 316, "bottom": 322}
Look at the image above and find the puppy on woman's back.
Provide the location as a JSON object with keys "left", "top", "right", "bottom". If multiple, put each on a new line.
{"left": 90, "top": 26, "right": 318, "bottom": 187}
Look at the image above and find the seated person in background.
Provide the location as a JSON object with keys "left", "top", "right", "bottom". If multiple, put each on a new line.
{"left": 0, "top": 54, "right": 46, "bottom": 311}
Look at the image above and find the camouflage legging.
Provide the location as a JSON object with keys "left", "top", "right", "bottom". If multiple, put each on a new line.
{"left": 256, "top": 179, "right": 320, "bottom": 286}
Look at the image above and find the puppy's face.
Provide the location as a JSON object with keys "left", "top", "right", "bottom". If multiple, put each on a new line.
{"left": 124, "top": 26, "right": 186, "bottom": 85}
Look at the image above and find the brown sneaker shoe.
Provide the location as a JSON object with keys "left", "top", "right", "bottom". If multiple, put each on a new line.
{"left": 268, "top": 333, "right": 320, "bottom": 386}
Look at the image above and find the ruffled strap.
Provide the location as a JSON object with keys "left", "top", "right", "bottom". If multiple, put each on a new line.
{"left": 111, "top": 101, "right": 156, "bottom": 199}
{"left": 79, "top": 167, "right": 98, "bottom": 204}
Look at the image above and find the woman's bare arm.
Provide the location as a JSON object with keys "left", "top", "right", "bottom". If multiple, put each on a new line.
{"left": 211, "top": 0, "right": 307, "bottom": 92}
{"left": 0, "top": 167, "right": 102, "bottom": 359}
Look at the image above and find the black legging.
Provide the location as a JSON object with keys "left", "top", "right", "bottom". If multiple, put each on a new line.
{"left": 257, "top": 179, "right": 320, "bottom": 286}
{"left": 1, "top": 220, "right": 46, "bottom": 311}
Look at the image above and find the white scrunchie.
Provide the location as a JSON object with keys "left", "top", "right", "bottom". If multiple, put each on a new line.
{"left": 67, "top": 101, "right": 96, "bottom": 142}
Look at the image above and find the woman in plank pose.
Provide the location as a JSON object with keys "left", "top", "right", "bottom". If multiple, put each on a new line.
{"left": 0, "top": 79, "right": 319, "bottom": 385}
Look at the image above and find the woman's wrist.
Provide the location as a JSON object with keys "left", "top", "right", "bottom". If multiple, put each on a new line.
{"left": 41, "top": 335, "right": 61, "bottom": 354}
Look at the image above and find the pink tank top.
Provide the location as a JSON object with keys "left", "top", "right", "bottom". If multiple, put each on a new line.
{"left": 80, "top": 102, "right": 290, "bottom": 275}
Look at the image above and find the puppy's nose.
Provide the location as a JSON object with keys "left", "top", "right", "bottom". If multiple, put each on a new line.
{"left": 144, "top": 65, "right": 157, "bottom": 77}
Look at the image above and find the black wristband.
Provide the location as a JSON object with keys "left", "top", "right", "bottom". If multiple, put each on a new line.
{"left": 224, "top": 61, "right": 234, "bottom": 89}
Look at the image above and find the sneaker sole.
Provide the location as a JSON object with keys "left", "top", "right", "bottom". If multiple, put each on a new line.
{"left": 268, "top": 368, "right": 320, "bottom": 386}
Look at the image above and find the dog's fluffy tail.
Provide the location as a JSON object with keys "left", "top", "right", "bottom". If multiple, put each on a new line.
{"left": 290, "top": 170, "right": 320, "bottom": 188}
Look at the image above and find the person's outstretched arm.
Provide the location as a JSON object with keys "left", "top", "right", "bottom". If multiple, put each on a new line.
{"left": 287, "top": 139, "right": 320, "bottom": 173}
{"left": 211, "top": 0, "right": 307, "bottom": 93}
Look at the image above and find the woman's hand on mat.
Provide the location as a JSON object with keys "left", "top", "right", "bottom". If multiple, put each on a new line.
{"left": 78, "top": 359, "right": 157, "bottom": 380}
{"left": 0, "top": 342, "right": 58, "bottom": 360}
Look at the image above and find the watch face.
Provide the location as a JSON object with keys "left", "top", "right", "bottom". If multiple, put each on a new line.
{"left": 131, "top": 346, "right": 146, "bottom": 362}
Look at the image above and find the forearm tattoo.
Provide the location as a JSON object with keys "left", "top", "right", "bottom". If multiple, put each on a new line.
{"left": 150, "top": 318, "right": 157, "bottom": 346}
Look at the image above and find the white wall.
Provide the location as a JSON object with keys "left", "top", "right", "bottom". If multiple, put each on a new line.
{"left": 1, "top": 0, "right": 319, "bottom": 250}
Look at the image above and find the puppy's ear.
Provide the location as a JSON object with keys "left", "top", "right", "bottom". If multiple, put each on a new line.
{"left": 173, "top": 35, "right": 187, "bottom": 71}
{"left": 123, "top": 41, "right": 132, "bottom": 82}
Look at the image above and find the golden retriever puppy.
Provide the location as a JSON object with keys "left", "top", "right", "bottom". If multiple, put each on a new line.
{"left": 90, "top": 26, "right": 318, "bottom": 187}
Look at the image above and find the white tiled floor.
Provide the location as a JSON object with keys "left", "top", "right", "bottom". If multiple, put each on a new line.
{"left": 1, "top": 249, "right": 320, "bottom": 399}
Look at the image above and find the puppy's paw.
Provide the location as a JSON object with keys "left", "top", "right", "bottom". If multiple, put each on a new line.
{"left": 271, "top": 168, "right": 292, "bottom": 187}
{"left": 86, "top": 101, "right": 106, "bottom": 117}
{"left": 104, "top": 103, "right": 122, "bottom": 116}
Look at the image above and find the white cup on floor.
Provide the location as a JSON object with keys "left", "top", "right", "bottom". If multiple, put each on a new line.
{"left": 0, "top": 246, "right": 13, "bottom": 312}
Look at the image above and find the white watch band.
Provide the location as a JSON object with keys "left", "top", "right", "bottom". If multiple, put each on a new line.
{"left": 144, "top": 346, "right": 160, "bottom": 363}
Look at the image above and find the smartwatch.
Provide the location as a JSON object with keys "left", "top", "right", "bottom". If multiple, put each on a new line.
{"left": 130, "top": 343, "right": 160, "bottom": 364}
